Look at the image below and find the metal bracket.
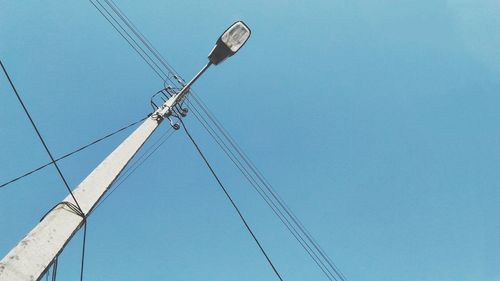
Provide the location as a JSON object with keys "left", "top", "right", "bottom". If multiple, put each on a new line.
{"left": 150, "top": 85, "right": 190, "bottom": 130}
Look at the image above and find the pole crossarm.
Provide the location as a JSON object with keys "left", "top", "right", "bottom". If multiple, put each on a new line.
{"left": 0, "top": 117, "right": 161, "bottom": 281}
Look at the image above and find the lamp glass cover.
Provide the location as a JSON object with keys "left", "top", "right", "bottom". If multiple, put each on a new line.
{"left": 220, "top": 22, "right": 250, "bottom": 52}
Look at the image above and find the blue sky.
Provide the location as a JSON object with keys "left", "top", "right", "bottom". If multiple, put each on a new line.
{"left": 1, "top": 1, "right": 500, "bottom": 280}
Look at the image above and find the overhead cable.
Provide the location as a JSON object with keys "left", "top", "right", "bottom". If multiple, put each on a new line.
{"left": 0, "top": 115, "right": 148, "bottom": 189}
{"left": 89, "top": 0, "right": 168, "bottom": 81}
{"left": 185, "top": 99, "right": 338, "bottom": 280}
{"left": 179, "top": 117, "right": 284, "bottom": 281}
{"left": 86, "top": 2, "right": 347, "bottom": 280}
{"left": 1, "top": 59, "right": 88, "bottom": 281}
{"left": 189, "top": 94, "right": 348, "bottom": 281}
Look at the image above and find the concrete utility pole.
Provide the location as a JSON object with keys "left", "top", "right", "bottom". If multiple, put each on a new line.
{"left": 0, "top": 21, "right": 251, "bottom": 281}
{"left": 0, "top": 114, "right": 162, "bottom": 281}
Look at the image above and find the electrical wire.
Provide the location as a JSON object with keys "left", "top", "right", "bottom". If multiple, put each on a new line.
{"left": 105, "top": 0, "right": 182, "bottom": 86}
{"left": 1, "top": 59, "right": 88, "bottom": 281}
{"left": 52, "top": 257, "right": 58, "bottom": 281}
{"left": 1, "top": 60, "right": 83, "bottom": 212}
{"left": 103, "top": 0, "right": 174, "bottom": 83}
{"left": 89, "top": 0, "right": 168, "bottom": 82}
{"left": 179, "top": 117, "right": 284, "bottom": 281}
{"left": 185, "top": 99, "right": 338, "bottom": 281}
{"left": 188, "top": 95, "right": 348, "bottom": 281}
{"left": 179, "top": 101, "right": 338, "bottom": 281}
{"left": 87, "top": 2, "right": 348, "bottom": 280}
{"left": 80, "top": 223, "right": 88, "bottom": 281}
{"left": 0, "top": 115, "right": 148, "bottom": 189}
{"left": 90, "top": 0, "right": 184, "bottom": 90}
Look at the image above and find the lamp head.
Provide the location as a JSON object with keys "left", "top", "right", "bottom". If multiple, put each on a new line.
{"left": 208, "top": 21, "right": 251, "bottom": 65}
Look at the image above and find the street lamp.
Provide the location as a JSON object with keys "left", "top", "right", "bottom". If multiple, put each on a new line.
{"left": 0, "top": 20, "right": 251, "bottom": 281}
{"left": 158, "top": 20, "right": 251, "bottom": 121}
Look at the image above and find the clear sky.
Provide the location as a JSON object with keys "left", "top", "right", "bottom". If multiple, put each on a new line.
{"left": 1, "top": 1, "right": 500, "bottom": 280}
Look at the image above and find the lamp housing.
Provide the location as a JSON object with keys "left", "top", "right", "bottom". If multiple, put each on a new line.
{"left": 208, "top": 21, "right": 251, "bottom": 65}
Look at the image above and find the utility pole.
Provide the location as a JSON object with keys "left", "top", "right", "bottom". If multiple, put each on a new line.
{"left": 0, "top": 21, "right": 250, "bottom": 281}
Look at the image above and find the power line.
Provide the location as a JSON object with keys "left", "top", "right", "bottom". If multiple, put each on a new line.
{"left": 1, "top": 59, "right": 88, "bottom": 281}
{"left": 86, "top": 2, "right": 348, "bottom": 280}
{"left": 1, "top": 60, "right": 83, "bottom": 212}
{"left": 0, "top": 115, "right": 148, "bottom": 189}
{"left": 188, "top": 95, "right": 348, "bottom": 281}
{"left": 104, "top": 0, "right": 182, "bottom": 86}
{"left": 179, "top": 117, "right": 284, "bottom": 281}
{"left": 89, "top": 0, "right": 168, "bottom": 82}
{"left": 185, "top": 99, "right": 338, "bottom": 281}
{"left": 50, "top": 257, "right": 58, "bottom": 281}
{"left": 103, "top": 0, "right": 175, "bottom": 83}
